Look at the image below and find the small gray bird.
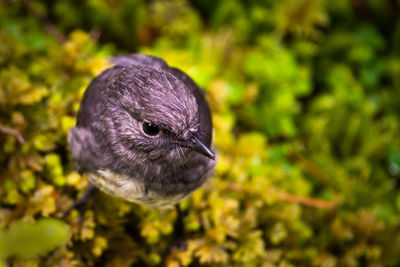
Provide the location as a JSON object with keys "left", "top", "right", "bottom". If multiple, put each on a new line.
{"left": 68, "top": 54, "right": 216, "bottom": 209}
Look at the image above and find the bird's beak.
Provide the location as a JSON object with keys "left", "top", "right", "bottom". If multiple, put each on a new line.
{"left": 181, "top": 134, "right": 215, "bottom": 160}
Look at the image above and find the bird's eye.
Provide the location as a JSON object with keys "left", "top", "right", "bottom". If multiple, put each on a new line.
{"left": 142, "top": 122, "right": 160, "bottom": 136}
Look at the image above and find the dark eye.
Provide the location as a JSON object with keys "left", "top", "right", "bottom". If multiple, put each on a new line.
{"left": 142, "top": 122, "right": 160, "bottom": 136}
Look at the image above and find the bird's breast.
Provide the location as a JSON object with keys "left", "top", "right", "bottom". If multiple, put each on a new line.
{"left": 87, "top": 169, "right": 189, "bottom": 208}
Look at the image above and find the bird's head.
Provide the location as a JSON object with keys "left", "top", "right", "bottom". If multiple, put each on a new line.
{"left": 99, "top": 65, "right": 214, "bottom": 165}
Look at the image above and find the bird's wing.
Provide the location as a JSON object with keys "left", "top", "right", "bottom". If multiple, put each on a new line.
{"left": 76, "top": 67, "right": 122, "bottom": 128}
{"left": 70, "top": 66, "right": 123, "bottom": 173}
{"left": 68, "top": 127, "right": 101, "bottom": 173}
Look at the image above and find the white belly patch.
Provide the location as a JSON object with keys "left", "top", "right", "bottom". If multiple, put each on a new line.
{"left": 87, "top": 169, "right": 187, "bottom": 208}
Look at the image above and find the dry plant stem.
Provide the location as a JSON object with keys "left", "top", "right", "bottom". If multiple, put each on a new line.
{"left": 227, "top": 182, "right": 339, "bottom": 210}
{"left": 277, "top": 191, "right": 338, "bottom": 210}
{"left": 0, "top": 123, "right": 25, "bottom": 144}
{"left": 23, "top": 0, "right": 67, "bottom": 43}
{"left": 290, "top": 153, "right": 339, "bottom": 192}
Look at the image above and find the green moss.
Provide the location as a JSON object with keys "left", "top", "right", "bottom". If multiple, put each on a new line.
{"left": 1, "top": 0, "right": 400, "bottom": 265}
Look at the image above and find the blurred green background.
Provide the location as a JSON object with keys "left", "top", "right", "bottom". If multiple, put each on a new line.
{"left": 1, "top": 0, "right": 400, "bottom": 266}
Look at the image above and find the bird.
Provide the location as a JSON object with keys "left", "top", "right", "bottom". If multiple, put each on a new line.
{"left": 67, "top": 54, "right": 216, "bottom": 216}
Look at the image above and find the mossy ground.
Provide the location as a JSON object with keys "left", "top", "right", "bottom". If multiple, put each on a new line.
{"left": 1, "top": 1, "right": 400, "bottom": 266}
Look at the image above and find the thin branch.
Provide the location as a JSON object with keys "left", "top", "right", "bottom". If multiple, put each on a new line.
{"left": 0, "top": 124, "right": 26, "bottom": 144}
{"left": 276, "top": 191, "right": 339, "bottom": 210}
{"left": 226, "top": 182, "right": 339, "bottom": 210}
{"left": 290, "top": 153, "right": 339, "bottom": 192}
{"left": 23, "top": 0, "right": 67, "bottom": 44}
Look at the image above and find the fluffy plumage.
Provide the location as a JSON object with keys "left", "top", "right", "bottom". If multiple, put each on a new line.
{"left": 68, "top": 54, "right": 216, "bottom": 208}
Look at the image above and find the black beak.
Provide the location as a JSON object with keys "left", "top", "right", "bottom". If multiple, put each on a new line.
{"left": 180, "top": 134, "right": 215, "bottom": 160}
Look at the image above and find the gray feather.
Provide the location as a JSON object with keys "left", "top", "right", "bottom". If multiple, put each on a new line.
{"left": 68, "top": 54, "right": 216, "bottom": 207}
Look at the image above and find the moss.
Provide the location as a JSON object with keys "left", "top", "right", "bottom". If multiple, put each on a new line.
{"left": 1, "top": 0, "right": 400, "bottom": 266}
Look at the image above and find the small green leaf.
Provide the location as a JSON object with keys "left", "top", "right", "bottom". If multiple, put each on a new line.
{"left": 0, "top": 218, "right": 69, "bottom": 259}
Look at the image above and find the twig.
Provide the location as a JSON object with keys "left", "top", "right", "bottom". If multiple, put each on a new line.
{"left": 0, "top": 124, "right": 26, "bottom": 144}
{"left": 226, "top": 182, "right": 339, "bottom": 210}
{"left": 276, "top": 191, "right": 339, "bottom": 210}
{"left": 290, "top": 153, "right": 339, "bottom": 192}
{"left": 23, "top": 0, "right": 67, "bottom": 44}
{"left": 88, "top": 27, "right": 101, "bottom": 42}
